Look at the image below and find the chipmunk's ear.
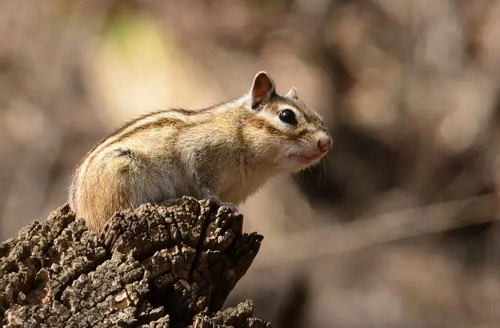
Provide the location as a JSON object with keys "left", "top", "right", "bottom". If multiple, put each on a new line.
{"left": 286, "top": 87, "right": 298, "bottom": 100}
{"left": 250, "top": 71, "right": 276, "bottom": 109}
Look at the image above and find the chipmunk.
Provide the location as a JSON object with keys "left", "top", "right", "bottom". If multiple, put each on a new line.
{"left": 69, "top": 71, "right": 332, "bottom": 232}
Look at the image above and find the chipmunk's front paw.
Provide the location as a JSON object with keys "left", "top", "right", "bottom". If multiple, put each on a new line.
{"left": 220, "top": 201, "right": 239, "bottom": 214}
{"left": 159, "top": 197, "right": 184, "bottom": 207}
{"left": 206, "top": 195, "right": 239, "bottom": 214}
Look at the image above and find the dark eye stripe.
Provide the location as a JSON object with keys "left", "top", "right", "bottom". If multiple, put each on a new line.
{"left": 247, "top": 115, "right": 302, "bottom": 140}
{"left": 273, "top": 97, "right": 317, "bottom": 124}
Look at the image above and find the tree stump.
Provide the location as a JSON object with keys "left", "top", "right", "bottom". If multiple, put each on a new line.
{"left": 0, "top": 196, "right": 270, "bottom": 328}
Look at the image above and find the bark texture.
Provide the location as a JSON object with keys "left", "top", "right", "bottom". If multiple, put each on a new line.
{"left": 0, "top": 197, "right": 269, "bottom": 328}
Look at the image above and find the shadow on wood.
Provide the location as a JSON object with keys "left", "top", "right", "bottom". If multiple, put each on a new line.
{"left": 0, "top": 196, "right": 270, "bottom": 328}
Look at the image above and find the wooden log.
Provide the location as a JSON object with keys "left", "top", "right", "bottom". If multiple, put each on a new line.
{"left": 0, "top": 197, "right": 270, "bottom": 328}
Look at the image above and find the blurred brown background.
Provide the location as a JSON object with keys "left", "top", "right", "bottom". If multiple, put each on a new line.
{"left": 2, "top": 0, "right": 500, "bottom": 327}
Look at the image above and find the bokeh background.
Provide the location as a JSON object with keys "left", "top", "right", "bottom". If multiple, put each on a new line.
{"left": 2, "top": 0, "right": 500, "bottom": 327}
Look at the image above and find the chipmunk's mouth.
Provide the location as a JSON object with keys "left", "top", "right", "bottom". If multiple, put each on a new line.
{"left": 285, "top": 137, "right": 331, "bottom": 169}
{"left": 289, "top": 151, "right": 326, "bottom": 166}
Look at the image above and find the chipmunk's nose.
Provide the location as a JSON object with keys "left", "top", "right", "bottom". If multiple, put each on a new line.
{"left": 317, "top": 134, "right": 332, "bottom": 153}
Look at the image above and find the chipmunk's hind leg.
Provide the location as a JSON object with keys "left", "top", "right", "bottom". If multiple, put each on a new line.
{"left": 77, "top": 148, "right": 140, "bottom": 231}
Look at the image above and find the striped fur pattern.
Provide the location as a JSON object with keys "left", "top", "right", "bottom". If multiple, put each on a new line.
{"left": 69, "top": 72, "right": 332, "bottom": 231}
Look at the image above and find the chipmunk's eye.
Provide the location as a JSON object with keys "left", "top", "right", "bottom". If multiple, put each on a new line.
{"left": 279, "top": 109, "right": 298, "bottom": 126}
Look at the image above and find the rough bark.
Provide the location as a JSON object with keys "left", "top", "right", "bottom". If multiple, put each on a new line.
{"left": 0, "top": 197, "right": 270, "bottom": 328}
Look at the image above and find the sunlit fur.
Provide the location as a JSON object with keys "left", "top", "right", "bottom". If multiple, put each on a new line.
{"left": 69, "top": 77, "right": 332, "bottom": 232}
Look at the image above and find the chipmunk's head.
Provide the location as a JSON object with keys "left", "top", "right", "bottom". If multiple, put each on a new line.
{"left": 244, "top": 71, "right": 332, "bottom": 172}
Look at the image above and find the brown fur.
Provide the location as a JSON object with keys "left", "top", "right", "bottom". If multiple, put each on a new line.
{"left": 69, "top": 72, "right": 332, "bottom": 232}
